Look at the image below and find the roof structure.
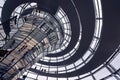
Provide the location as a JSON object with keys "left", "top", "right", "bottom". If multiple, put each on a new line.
{"left": 0, "top": 0, "right": 120, "bottom": 80}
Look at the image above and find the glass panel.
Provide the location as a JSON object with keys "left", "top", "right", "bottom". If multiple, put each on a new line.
{"left": 27, "top": 72, "right": 37, "bottom": 79}
{"left": 106, "top": 77, "right": 117, "bottom": 80}
{"left": 68, "top": 76, "right": 78, "bottom": 80}
{"left": 81, "top": 76, "right": 94, "bottom": 80}
{"left": 25, "top": 77, "right": 34, "bottom": 80}
{"left": 94, "top": 68, "right": 111, "bottom": 80}
{"left": 58, "top": 78, "right": 67, "bottom": 80}
{"left": 110, "top": 53, "right": 120, "bottom": 70}
{"left": 48, "top": 77, "right": 57, "bottom": 80}
{"left": 38, "top": 75, "right": 47, "bottom": 80}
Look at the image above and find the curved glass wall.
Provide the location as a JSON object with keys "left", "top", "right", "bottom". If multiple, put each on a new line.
{"left": 25, "top": 0, "right": 103, "bottom": 77}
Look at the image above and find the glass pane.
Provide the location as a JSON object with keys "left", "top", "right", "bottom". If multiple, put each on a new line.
{"left": 94, "top": 68, "right": 111, "bottom": 80}
{"left": 110, "top": 53, "right": 120, "bottom": 70}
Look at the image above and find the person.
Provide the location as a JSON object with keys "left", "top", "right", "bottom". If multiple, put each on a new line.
{"left": 4, "top": 34, "right": 10, "bottom": 41}
{"left": 13, "top": 15, "right": 17, "bottom": 25}
{"left": 22, "top": 75, "right": 27, "bottom": 79}
{"left": 0, "top": 49, "right": 8, "bottom": 57}
{"left": 0, "top": 48, "right": 12, "bottom": 57}
{"left": 7, "top": 58, "right": 15, "bottom": 66}
{"left": 2, "top": 16, "right": 17, "bottom": 43}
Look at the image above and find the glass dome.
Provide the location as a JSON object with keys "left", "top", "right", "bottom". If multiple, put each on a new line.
{"left": 0, "top": 0, "right": 120, "bottom": 80}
